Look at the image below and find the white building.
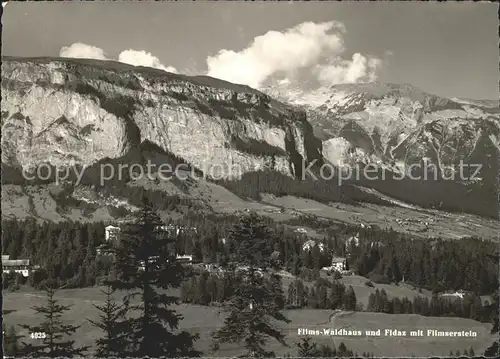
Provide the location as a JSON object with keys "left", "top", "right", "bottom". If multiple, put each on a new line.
{"left": 345, "top": 233, "right": 360, "bottom": 248}
{"left": 105, "top": 225, "right": 121, "bottom": 241}
{"left": 176, "top": 254, "right": 193, "bottom": 264}
{"left": 439, "top": 290, "right": 467, "bottom": 299}
{"left": 2, "top": 255, "right": 32, "bottom": 277}
{"left": 302, "top": 240, "right": 325, "bottom": 252}
{"left": 330, "top": 257, "right": 347, "bottom": 272}
{"left": 137, "top": 254, "right": 194, "bottom": 270}
{"left": 236, "top": 266, "right": 264, "bottom": 277}
{"left": 96, "top": 244, "right": 112, "bottom": 256}
{"left": 105, "top": 224, "right": 197, "bottom": 242}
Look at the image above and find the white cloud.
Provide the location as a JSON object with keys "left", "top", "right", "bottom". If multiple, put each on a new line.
{"left": 315, "top": 53, "right": 382, "bottom": 85}
{"left": 59, "top": 43, "right": 177, "bottom": 73}
{"left": 59, "top": 43, "right": 108, "bottom": 60}
{"left": 205, "top": 21, "right": 383, "bottom": 89}
{"left": 59, "top": 22, "right": 385, "bottom": 91}
{"left": 206, "top": 21, "right": 345, "bottom": 89}
{"left": 118, "top": 50, "right": 178, "bottom": 73}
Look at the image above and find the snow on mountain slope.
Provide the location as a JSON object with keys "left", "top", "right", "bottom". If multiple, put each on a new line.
{"left": 263, "top": 81, "right": 500, "bottom": 174}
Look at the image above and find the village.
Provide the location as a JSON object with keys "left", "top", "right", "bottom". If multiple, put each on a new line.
{"left": 2, "top": 223, "right": 472, "bottom": 304}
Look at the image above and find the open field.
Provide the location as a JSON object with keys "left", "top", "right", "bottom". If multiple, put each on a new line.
{"left": 258, "top": 194, "right": 500, "bottom": 241}
{"left": 3, "top": 287, "right": 495, "bottom": 357}
{"left": 279, "top": 273, "right": 433, "bottom": 309}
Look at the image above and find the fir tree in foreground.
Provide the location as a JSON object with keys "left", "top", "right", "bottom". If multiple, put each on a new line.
{"left": 3, "top": 309, "right": 21, "bottom": 356}
{"left": 18, "top": 283, "right": 88, "bottom": 357}
{"left": 87, "top": 283, "right": 129, "bottom": 357}
{"left": 108, "top": 199, "right": 200, "bottom": 357}
{"left": 484, "top": 289, "right": 499, "bottom": 358}
{"left": 3, "top": 324, "right": 22, "bottom": 356}
{"left": 212, "top": 212, "right": 290, "bottom": 357}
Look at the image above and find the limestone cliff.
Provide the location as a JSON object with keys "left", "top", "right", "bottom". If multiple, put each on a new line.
{"left": 1, "top": 57, "right": 322, "bottom": 179}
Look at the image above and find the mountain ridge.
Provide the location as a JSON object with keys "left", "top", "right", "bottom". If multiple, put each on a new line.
{"left": 263, "top": 80, "right": 499, "bottom": 171}
{"left": 1, "top": 56, "right": 322, "bottom": 180}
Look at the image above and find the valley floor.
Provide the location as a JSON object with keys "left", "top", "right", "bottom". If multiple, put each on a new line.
{"left": 3, "top": 183, "right": 499, "bottom": 241}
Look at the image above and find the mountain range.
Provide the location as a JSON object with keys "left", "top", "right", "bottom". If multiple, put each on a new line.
{"left": 264, "top": 81, "right": 499, "bottom": 173}
{"left": 1, "top": 56, "right": 499, "bottom": 227}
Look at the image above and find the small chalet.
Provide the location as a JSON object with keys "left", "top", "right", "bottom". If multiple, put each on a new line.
{"left": 2, "top": 255, "right": 36, "bottom": 277}
{"left": 330, "top": 256, "right": 347, "bottom": 272}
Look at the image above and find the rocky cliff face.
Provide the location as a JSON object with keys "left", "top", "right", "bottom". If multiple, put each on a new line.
{"left": 265, "top": 82, "right": 500, "bottom": 175}
{"left": 1, "top": 57, "right": 321, "bottom": 179}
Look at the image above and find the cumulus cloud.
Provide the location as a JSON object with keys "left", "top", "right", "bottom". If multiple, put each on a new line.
{"left": 315, "top": 53, "right": 382, "bottom": 85}
{"left": 59, "top": 43, "right": 177, "bottom": 73}
{"left": 205, "top": 21, "right": 383, "bottom": 89}
{"left": 59, "top": 21, "right": 385, "bottom": 91}
{"left": 60, "top": 43, "right": 108, "bottom": 60}
{"left": 118, "top": 50, "right": 178, "bottom": 73}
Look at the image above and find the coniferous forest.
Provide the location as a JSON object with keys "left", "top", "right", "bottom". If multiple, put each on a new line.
{"left": 2, "top": 207, "right": 498, "bottom": 357}
{"left": 2, "top": 214, "right": 497, "bottom": 295}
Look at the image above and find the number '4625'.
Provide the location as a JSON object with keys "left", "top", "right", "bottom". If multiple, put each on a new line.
{"left": 31, "top": 332, "right": 46, "bottom": 339}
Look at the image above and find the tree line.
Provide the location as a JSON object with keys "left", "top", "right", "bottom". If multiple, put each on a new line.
{"left": 179, "top": 269, "right": 496, "bottom": 323}
{"left": 2, "top": 211, "right": 497, "bottom": 297}
{"left": 366, "top": 288, "right": 494, "bottom": 323}
{"left": 348, "top": 229, "right": 497, "bottom": 295}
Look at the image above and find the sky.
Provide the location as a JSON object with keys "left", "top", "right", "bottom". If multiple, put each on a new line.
{"left": 2, "top": 1, "right": 498, "bottom": 100}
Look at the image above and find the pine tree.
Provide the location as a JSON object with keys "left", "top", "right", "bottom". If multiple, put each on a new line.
{"left": 343, "top": 285, "right": 357, "bottom": 311}
{"left": 318, "top": 343, "right": 337, "bottom": 357}
{"left": 317, "top": 285, "right": 328, "bottom": 309}
{"left": 287, "top": 280, "right": 297, "bottom": 306}
{"left": 229, "top": 212, "right": 274, "bottom": 268}
{"left": 308, "top": 287, "right": 318, "bottom": 309}
{"left": 291, "top": 253, "right": 301, "bottom": 276}
{"left": 385, "top": 249, "right": 401, "bottom": 283}
{"left": 211, "top": 213, "right": 290, "bottom": 357}
{"left": 19, "top": 283, "right": 88, "bottom": 357}
{"left": 367, "top": 293, "right": 376, "bottom": 311}
{"left": 338, "top": 342, "right": 348, "bottom": 356}
{"left": 108, "top": 199, "right": 200, "bottom": 357}
{"left": 296, "top": 337, "right": 319, "bottom": 357}
{"left": 268, "top": 272, "right": 285, "bottom": 310}
{"left": 328, "top": 283, "right": 344, "bottom": 310}
{"left": 206, "top": 275, "right": 217, "bottom": 303}
{"left": 484, "top": 290, "right": 499, "bottom": 357}
{"left": 468, "top": 346, "right": 475, "bottom": 356}
{"left": 212, "top": 267, "right": 290, "bottom": 356}
{"left": 87, "top": 283, "right": 129, "bottom": 357}
{"left": 4, "top": 324, "right": 22, "bottom": 356}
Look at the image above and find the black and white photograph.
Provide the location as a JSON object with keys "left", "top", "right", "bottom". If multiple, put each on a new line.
{"left": 1, "top": 1, "right": 499, "bottom": 358}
